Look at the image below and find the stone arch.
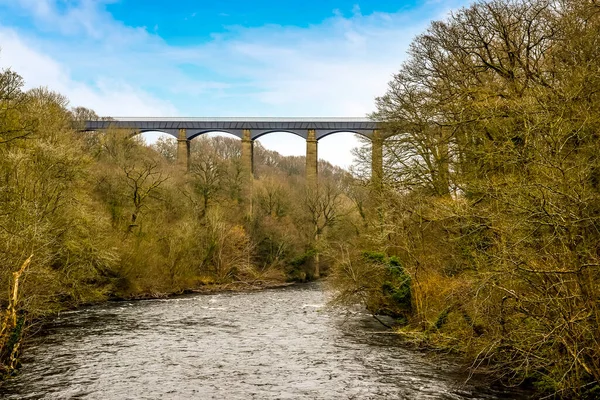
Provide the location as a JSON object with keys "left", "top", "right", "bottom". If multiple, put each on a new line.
{"left": 188, "top": 130, "right": 243, "bottom": 140}
{"left": 315, "top": 130, "right": 373, "bottom": 141}
{"left": 136, "top": 129, "right": 179, "bottom": 139}
{"left": 250, "top": 130, "right": 307, "bottom": 140}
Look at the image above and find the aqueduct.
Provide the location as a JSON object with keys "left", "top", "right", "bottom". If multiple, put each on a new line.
{"left": 84, "top": 117, "right": 383, "bottom": 211}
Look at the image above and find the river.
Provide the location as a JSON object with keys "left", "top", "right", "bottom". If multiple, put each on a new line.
{"left": 0, "top": 283, "right": 529, "bottom": 399}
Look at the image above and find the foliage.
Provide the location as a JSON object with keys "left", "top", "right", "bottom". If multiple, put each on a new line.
{"left": 329, "top": 0, "right": 600, "bottom": 397}
{"left": 330, "top": 249, "right": 411, "bottom": 324}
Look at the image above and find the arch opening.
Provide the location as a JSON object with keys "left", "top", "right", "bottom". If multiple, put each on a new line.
{"left": 251, "top": 130, "right": 307, "bottom": 141}
{"left": 255, "top": 131, "right": 307, "bottom": 179}
{"left": 189, "top": 131, "right": 244, "bottom": 164}
{"left": 317, "top": 131, "right": 363, "bottom": 171}
{"left": 139, "top": 130, "right": 178, "bottom": 143}
{"left": 316, "top": 130, "right": 371, "bottom": 141}
{"left": 188, "top": 130, "right": 242, "bottom": 141}
{"left": 139, "top": 131, "right": 178, "bottom": 163}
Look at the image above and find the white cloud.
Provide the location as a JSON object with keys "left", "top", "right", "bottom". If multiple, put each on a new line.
{"left": 169, "top": 8, "right": 456, "bottom": 117}
{"left": 0, "top": 28, "right": 178, "bottom": 116}
{"left": 0, "top": 0, "right": 146, "bottom": 41}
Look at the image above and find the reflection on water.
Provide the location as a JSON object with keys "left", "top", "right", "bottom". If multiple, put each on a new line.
{"left": 0, "top": 284, "right": 529, "bottom": 399}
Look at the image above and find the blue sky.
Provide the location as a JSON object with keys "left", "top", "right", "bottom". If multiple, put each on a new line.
{"left": 0, "top": 0, "right": 472, "bottom": 167}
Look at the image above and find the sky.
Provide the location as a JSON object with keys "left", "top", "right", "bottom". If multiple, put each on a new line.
{"left": 0, "top": 0, "right": 472, "bottom": 168}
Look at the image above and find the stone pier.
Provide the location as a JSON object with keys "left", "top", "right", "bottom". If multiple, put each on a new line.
{"left": 305, "top": 129, "right": 320, "bottom": 278}
{"left": 306, "top": 129, "right": 318, "bottom": 191}
{"left": 241, "top": 129, "right": 254, "bottom": 215}
{"left": 177, "top": 128, "right": 190, "bottom": 171}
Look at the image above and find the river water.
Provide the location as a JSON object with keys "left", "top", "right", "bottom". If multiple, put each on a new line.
{"left": 0, "top": 283, "right": 529, "bottom": 399}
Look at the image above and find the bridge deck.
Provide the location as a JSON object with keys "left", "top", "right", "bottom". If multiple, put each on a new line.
{"left": 84, "top": 117, "right": 378, "bottom": 140}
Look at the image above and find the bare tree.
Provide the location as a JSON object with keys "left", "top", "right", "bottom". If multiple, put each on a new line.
{"left": 122, "top": 160, "right": 168, "bottom": 232}
{"left": 304, "top": 182, "right": 342, "bottom": 278}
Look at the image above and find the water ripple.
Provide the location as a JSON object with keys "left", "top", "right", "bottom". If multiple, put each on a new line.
{"left": 0, "top": 284, "right": 530, "bottom": 399}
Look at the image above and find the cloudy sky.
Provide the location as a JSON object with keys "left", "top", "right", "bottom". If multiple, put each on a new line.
{"left": 0, "top": 0, "right": 471, "bottom": 167}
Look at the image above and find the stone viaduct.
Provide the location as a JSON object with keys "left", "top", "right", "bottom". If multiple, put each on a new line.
{"left": 84, "top": 117, "right": 383, "bottom": 209}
